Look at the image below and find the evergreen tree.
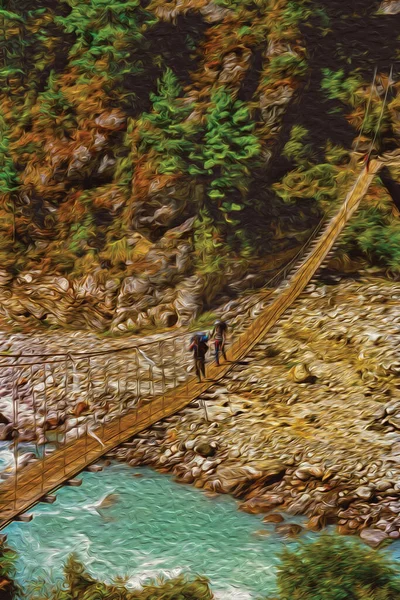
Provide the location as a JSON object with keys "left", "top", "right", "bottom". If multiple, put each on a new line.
{"left": 0, "top": 542, "right": 20, "bottom": 600}
{"left": 0, "top": 4, "right": 69, "bottom": 102}
{"left": 276, "top": 535, "right": 400, "bottom": 600}
{"left": 134, "top": 68, "right": 196, "bottom": 175}
{"left": 36, "top": 71, "right": 76, "bottom": 137}
{"left": 189, "top": 87, "right": 261, "bottom": 221}
{"left": 56, "top": 0, "right": 156, "bottom": 87}
{"left": 0, "top": 8, "right": 26, "bottom": 98}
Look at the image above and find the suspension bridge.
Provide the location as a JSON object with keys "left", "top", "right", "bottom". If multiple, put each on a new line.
{"left": 0, "top": 150, "right": 398, "bottom": 529}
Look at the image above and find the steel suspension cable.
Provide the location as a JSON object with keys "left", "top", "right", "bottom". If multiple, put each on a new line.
{"left": 0, "top": 69, "right": 393, "bottom": 363}
{"left": 368, "top": 65, "right": 393, "bottom": 160}
{"left": 354, "top": 66, "right": 378, "bottom": 154}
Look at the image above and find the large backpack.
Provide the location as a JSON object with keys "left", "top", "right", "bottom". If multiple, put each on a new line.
{"left": 191, "top": 332, "right": 209, "bottom": 344}
{"left": 191, "top": 332, "right": 209, "bottom": 356}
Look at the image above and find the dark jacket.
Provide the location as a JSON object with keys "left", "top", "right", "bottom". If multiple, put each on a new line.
{"left": 189, "top": 338, "right": 208, "bottom": 359}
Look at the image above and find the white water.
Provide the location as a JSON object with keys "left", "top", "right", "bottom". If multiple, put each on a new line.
{"left": 4, "top": 462, "right": 400, "bottom": 598}
{"left": 3, "top": 463, "right": 308, "bottom": 597}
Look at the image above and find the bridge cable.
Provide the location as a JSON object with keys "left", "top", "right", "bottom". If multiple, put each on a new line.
{"left": 368, "top": 64, "right": 393, "bottom": 160}
{"left": 344, "top": 67, "right": 394, "bottom": 212}
{"left": 0, "top": 72, "right": 393, "bottom": 363}
{"left": 354, "top": 66, "right": 378, "bottom": 155}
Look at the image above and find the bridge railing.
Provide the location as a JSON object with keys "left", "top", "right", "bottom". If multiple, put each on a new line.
{"left": 0, "top": 336, "right": 195, "bottom": 484}
{"left": 1, "top": 161, "right": 370, "bottom": 520}
{"left": 0, "top": 206, "right": 334, "bottom": 491}
{"left": 0, "top": 159, "right": 384, "bottom": 525}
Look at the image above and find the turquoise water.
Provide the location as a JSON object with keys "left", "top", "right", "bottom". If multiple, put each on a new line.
{"left": 5, "top": 462, "right": 400, "bottom": 598}
{"left": 4, "top": 463, "right": 311, "bottom": 599}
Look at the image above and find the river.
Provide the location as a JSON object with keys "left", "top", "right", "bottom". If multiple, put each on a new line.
{"left": 3, "top": 462, "right": 312, "bottom": 599}
{"left": 4, "top": 462, "right": 400, "bottom": 598}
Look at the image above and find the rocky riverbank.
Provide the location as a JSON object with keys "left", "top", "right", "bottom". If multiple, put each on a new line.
{"left": 0, "top": 282, "right": 274, "bottom": 460}
{"left": 112, "top": 275, "right": 400, "bottom": 548}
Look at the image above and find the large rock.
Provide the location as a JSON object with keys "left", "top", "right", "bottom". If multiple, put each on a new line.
{"left": 290, "top": 363, "right": 316, "bottom": 384}
{"left": 295, "top": 463, "right": 324, "bottom": 480}
{"left": 355, "top": 485, "right": 374, "bottom": 500}
{"left": 306, "top": 515, "right": 326, "bottom": 531}
{"left": 95, "top": 111, "right": 126, "bottom": 130}
{"left": 263, "top": 513, "right": 284, "bottom": 523}
{"left": 379, "top": 0, "right": 400, "bottom": 14}
{"left": 239, "top": 494, "right": 285, "bottom": 514}
{"left": 286, "top": 493, "right": 312, "bottom": 515}
{"left": 0, "top": 424, "right": 13, "bottom": 441}
{"left": 360, "top": 528, "right": 389, "bottom": 548}
{"left": 194, "top": 440, "right": 218, "bottom": 457}
{"left": 211, "top": 460, "right": 285, "bottom": 495}
{"left": 132, "top": 178, "right": 198, "bottom": 240}
{"left": 275, "top": 523, "right": 303, "bottom": 538}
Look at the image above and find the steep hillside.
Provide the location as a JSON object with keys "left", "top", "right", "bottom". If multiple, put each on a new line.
{"left": 0, "top": 0, "right": 400, "bottom": 331}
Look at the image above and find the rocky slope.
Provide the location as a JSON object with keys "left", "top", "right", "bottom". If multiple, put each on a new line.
{"left": 111, "top": 275, "right": 400, "bottom": 547}
{"left": 1, "top": 0, "right": 400, "bottom": 330}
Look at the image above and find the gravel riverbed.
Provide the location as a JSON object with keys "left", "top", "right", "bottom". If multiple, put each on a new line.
{"left": 110, "top": 275, "right": 400, "bottom": 548}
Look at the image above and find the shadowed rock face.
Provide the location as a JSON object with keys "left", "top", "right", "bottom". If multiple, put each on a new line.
{"left": 380, "top": 167, "right": 400, "bottom": 210}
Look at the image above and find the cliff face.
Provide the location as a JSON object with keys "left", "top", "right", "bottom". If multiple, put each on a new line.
{"left": 0, "top": 0, "right": 400, "bottom": 331}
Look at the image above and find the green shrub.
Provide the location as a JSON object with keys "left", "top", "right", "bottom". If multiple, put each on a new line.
{"left": 190, "top": 310, "right": 219, "bottom": 331}
{"left": 273, "top": 535, "right": 400, "bottom": 600}
{"left": 0, "top": 542, "right": 20, "bottom": 599}
{"left": 339, "top": 206, "right": 400, "bottom": 274}
{"left": 60, "top": 554, "right": 214, "bottom": 600}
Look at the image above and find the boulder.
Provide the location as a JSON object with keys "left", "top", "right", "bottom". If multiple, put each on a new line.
{"left": 360, "top": 528, "right": 389, "bottom": 548}
{"left": 211, "top": 460, "right": 285, "bottom": 494}
{"left": 375, "top": 480, "right": 392, "bottom": 492}
{"left": 275, "top": 523, "right": 303, "bottom": 538}
{"left": 379, "top": 0, "right": 400, "bottom": 14}
{"left": 295, "top": 464, "right": 324, "bottom": 480}
{"left": 290, "top": 363, "right": 316, "bottom": 384}
{"left": 287, "top": 493, "right": 312, "bottom": 515}
{"left": 194, "top": 441, "right": 217, "bottom": 458}
{"left": 263, "top": 513, "right": 284, "bottom": 524}
{"left": 95, "top": 111, "right": 126, "bottom": 130}
{"left": 355, "top": 485, "right": 374, "bottom": 500}
{"left": 239, "top": 494, "right": 284, "bottom": 514}
{"left": 306, "top": 515, "right": 326, "bottom": 531}
{"left": 72, "top": 402, "right": 90, "bottom": 417}
{"left": 0, "top": 424, "right": 13, "bottom": 441}
{"left": 45, "top": 413, "right": 65, "bottom": 430}
{"left": 212, "top": 464, "right": 265, "bottom": 494}
{"left": 18, "top": 429, "right": 36, "bottom": 442}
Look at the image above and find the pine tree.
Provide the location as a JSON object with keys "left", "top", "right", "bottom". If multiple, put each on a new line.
{"left": 56, "top": 0, "right": 156, "bottom": 87}
{"left": 189, "top": 87, "right": 261, "bottom": 220}
{"left": 36, "top": 71, "right": 76, "bottom": 137}
{"left": 134, "top": 68, "right": 196, "bottom": 175}
{"left": 0, "top": 8, "right": 26, "bottom": 99}
{"left": 0, "top": 3, "right": 69, "bottom": 103}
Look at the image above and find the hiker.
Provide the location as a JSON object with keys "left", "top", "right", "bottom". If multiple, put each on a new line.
{"left": 211, "top": 320, "right": 228, "bottom": 366}
{"left": 189, "top": 333, "right": 209, "bottom": 383}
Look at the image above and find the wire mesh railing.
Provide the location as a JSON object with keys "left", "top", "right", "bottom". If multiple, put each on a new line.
{"left": 0, "top": 152, "right": 389, "bottom": 527}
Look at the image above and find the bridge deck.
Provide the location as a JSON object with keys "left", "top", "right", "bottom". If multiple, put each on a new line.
{"left": 0, "top": 160, "right": 383, "bottom": 529}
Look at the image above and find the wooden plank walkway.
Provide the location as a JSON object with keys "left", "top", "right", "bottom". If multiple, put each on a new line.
{"left": 0, "top": 159, "right": 383, "bottom": 529}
